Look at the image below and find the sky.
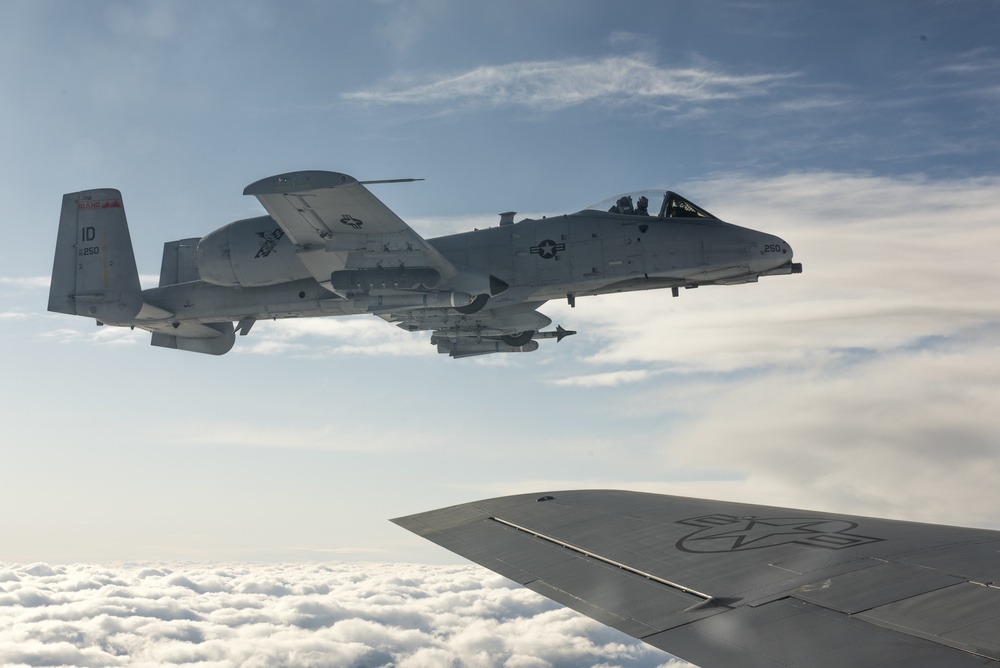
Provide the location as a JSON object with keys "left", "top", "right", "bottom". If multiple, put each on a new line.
{"left": 1, "top": 0, "right": 999, "bottom": 665}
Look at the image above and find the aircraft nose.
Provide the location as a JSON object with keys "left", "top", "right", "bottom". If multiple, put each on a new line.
{"left": 751, "top": 233, "right": 796, "bottom": 273}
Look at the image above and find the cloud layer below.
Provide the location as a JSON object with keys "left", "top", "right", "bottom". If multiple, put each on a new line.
{"left": 0, "top": 561, "right": 689, "bottom": 668}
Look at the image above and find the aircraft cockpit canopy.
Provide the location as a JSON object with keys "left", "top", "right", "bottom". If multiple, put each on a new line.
{"left": 583, "top": 190, "right": 716, "bottom": 220}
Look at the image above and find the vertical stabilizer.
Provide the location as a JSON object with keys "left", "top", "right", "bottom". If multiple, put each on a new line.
{"left": 48, "top": 189, "right": 142, "bottom": 324}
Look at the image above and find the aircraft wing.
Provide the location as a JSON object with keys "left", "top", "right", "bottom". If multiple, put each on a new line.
{"left": 244, "top": 171, "right": 503, "bottom": 297}
{"left": 393, "top": 490, "right": 1000, "bottom": 667}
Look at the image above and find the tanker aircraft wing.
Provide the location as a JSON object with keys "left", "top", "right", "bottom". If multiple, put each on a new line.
{"left": 244, "top": 171, "right": 507, "bottom": 299}
{"left": 394, "top": 490, "right": 1000, "bottom": 667}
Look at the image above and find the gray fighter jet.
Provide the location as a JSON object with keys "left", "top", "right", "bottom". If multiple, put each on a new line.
{"left": 48, "top": 171, "right": 801, "bottom": 357}
{"left": 395, "top": 490, "right": 1000, "bottom": 666}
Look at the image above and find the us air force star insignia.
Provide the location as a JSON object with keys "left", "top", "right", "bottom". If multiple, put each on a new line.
{"left": 340, "top": 214, "right": 364, "bottom": 229}
{"left": 675, "top": 514, "right": 883, "bottom": 553}
{"left": 254, "top": 228, "right": 285, "bottom": 258}
{"left": 530, "top": 239, "right": 566, "bottom": 259}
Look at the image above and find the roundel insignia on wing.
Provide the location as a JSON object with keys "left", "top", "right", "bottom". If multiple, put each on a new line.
{"left": 530, "top": 239, "right": 566, "bottom": 259}
{"left": 675, "top": 514, "right": 884, "bottom": 553}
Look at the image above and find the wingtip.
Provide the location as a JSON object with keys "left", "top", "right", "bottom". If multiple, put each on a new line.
{"left": 243, "top": 170, "right": 358, "bottom": 196}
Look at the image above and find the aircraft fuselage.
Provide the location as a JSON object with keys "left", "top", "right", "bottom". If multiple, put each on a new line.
{"left": 140, "top": 210, "right": 793, "bottom": 325}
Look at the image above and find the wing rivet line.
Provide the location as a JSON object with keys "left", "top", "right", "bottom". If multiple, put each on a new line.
{"left": 491, "top": 516, "right": 715, "bottom": 601}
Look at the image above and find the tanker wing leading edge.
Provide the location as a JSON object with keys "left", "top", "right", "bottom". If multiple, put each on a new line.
{"left": 48, "top": 171, "right": 800, "bottom": 358}
{"left": 394, "top": 490, "right": 1000, "bottom": 667}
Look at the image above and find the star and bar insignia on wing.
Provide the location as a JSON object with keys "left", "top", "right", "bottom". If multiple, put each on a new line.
{"left": 675, "top": 514, "right": 884, "bottom": 553}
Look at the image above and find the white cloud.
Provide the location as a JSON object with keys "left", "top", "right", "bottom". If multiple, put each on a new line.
{"left": 0, "top": 276, "right": 50, "bottom": 289}
{"left": 552, "top": 171, "right": 1000, "bottom": 372}
{"left": 655, "top": 325, "right": 1000, "bottom": 528}
{"left": 0, "top": 562, "right": 690, "bottom": 668}
{"left": 38, "top": 323, "right": 143, "bottom": 348}
{"left": 234, "top": 317, "right": 432, "bottom": 359}
{"left": 343, "top": 53, "right": 794, "bottom": 113}
{"left": 550, "top": 369, "right": 656, "bottom": 388}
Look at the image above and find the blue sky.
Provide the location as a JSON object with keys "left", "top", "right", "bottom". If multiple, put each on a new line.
{"left": 2, "top": 0, "right": 1000, "bottom": 574}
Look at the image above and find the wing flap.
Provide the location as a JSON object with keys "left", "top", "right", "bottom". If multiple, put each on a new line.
{"left": 645, "top": 597, "right": 990, "bottom": 668}
{"left": 857, "top": 582, "right": 1000, "bottom": 660}
{"left": 793, "top": 562, "right": 963, "bottom": 614}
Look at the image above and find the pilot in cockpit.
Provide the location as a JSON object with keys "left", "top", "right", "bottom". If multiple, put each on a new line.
{"left": 635, "top": 195, "right": 649, "bottom": 216}
{"left": 609, "top": 195, "right": 634, "bottom": 214}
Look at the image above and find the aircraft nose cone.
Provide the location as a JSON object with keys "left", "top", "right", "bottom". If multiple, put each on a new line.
{"left": 751, "top": 233, "right": 794, "bottom": 272}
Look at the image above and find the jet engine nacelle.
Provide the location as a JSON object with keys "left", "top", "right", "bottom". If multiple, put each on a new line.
{"left": 196, "top": 216, "right": 312, "bottom": 287}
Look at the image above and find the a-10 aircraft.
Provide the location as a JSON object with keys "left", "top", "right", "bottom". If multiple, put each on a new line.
{"left": 48, "top": 171, "right": 801, "bottom": 357}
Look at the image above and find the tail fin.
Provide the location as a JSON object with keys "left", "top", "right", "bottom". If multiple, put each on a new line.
{"left": 48, "top": 189, "right": 143, "bottom": 324}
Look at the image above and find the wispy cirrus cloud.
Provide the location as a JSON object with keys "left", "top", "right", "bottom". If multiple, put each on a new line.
{"left": 550, "top": 369, "right": 657, "bottom": 388}
{"left": 342, "top": 53, "right": 796, "bottom": 113}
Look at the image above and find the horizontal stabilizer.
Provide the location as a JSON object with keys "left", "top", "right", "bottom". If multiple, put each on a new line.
{"left": 159, "top": 237, "right": 202, "bottom": 286}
